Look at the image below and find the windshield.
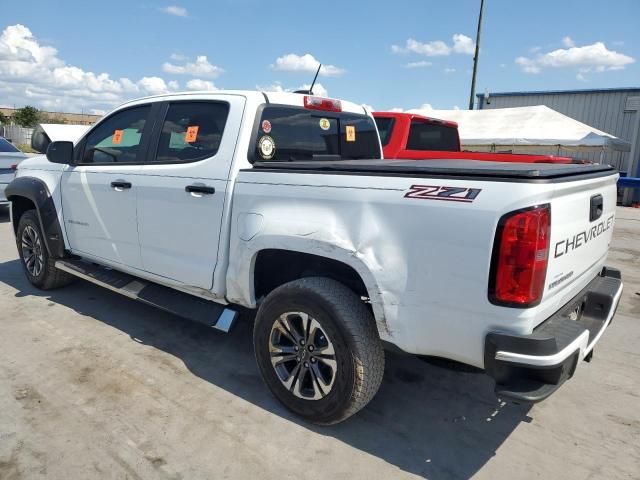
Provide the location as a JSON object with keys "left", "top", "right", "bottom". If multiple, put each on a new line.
{"left": 0, "top": 137, "right": 20, "bottom": 153}
{"left": 373, "top": 117, "right": 395, "bottom": 147}
{"left": 251, "top": 105, "right": 381, "bottom": 162}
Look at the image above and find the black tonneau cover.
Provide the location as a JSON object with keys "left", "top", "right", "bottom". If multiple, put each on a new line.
{"left": 251, "top": 159, "right": 617, "bottom": 182}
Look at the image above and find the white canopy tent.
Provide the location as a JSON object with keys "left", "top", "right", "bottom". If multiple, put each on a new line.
{"left": 407, "top": 105, "right": 631, "bottom": 161}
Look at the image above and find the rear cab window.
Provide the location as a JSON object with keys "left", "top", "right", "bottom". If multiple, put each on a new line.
{"left": 406, "top": 120, "right": 459, "bottom": 152}
{"left": 251, "top": 105, "right": 381, "bottom": 162}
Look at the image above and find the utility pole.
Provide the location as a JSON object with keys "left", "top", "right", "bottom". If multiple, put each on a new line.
{"left": 468, "top": 0, "right": 485, "bottom": 110}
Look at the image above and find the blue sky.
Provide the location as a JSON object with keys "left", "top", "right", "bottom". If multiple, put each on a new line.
{"left": 1, "top": 0, "right": 638, "bottom": 114}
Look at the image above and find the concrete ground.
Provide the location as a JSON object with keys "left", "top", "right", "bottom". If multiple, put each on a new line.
{"left": 0, "top": 206, "right": 638, "bottom": 480}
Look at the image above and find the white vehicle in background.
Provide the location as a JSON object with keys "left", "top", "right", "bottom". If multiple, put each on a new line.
{"left": 6, "top": 90, "right": 623, "bottom": 424}
{"left": 0, "top": 136, "right": 27, "bottom": 206}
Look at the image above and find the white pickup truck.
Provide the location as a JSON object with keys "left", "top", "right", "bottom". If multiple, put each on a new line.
{"left": 6, "top": 91, "right": 623, "bottom": 424}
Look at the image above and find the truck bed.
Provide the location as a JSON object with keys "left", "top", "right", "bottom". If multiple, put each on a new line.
{"left": 251, "top": 159, "right": 616, "bottom": 182}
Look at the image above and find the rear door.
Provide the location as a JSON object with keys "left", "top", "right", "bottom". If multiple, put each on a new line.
{"left": 135, "top": 95, "right": 245, "bottom": 290}
{"left": 60, "top": 104, "right": 155, "bottom": 268}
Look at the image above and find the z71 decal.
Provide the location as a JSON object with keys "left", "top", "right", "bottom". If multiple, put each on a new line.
{"left": 404, "top": 185, "right": 482, "bottom": 203}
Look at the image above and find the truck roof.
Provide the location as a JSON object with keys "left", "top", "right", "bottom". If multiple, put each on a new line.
{"left": 117, "top": 90, "right": 369, "bottom": 115}
{"left": 373, "top": 111, "right": 458, "bottom": 128}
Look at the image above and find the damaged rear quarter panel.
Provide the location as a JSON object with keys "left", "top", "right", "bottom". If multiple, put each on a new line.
{"left": 226, "top": 169, "right": 570, "bottom": 366}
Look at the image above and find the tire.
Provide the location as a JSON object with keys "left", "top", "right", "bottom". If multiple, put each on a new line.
{"left": 253, "top": 277, "right": 385, "bottom": 425}
{"left": 16, "top": 210, "right": 75, "bottom": 290}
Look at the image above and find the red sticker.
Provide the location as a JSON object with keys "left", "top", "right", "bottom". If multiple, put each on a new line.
{"left": 112, "top": 130, "right": 123, "bottom": 145}
{"left": 261, "top": 120, "right": 272, "bottom": 134}
{"left": 185, "top": 125, "right": 199, "bottom": 143}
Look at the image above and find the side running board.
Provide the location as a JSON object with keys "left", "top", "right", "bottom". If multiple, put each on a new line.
{"left": 55, "top": 259, "right": 237, "bottom": 332}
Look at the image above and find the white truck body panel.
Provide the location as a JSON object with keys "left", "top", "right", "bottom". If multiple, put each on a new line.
{"left": 11, "top": 90, "right": 620, "bottom": 371}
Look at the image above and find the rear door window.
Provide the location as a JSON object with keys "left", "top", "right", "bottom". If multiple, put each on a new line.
{"left": 252, "top": 106, "right": 381, "bottom": 162}
{"left": 153, "top": 101, "right": 230, "bottom": 163}
{"left": 406, "top": 120, "right": 459, "bottom": 152}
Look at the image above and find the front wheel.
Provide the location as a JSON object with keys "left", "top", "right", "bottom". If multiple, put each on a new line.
{"left": 253, "top": 277, "right": 385, "bottom": 425}
{"left": 16, "top": 210, "right": 74, "bottom": 290}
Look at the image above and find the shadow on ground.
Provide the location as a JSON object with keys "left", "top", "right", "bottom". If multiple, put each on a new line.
{"left": 0, "top": 254, "right": 531, "bottom": 479}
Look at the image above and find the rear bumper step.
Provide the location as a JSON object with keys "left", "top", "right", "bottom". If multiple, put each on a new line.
{"left": 55, "top": 259, "right": 237, "bottom": 332}
{"left": 484, "top": 266, "right": 623, "bottom": 403}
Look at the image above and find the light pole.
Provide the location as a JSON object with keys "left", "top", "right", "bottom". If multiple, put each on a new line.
{"left": 468, "top": 0, "right": 485, "bottom": 110}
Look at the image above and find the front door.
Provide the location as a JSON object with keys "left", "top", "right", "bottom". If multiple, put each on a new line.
{"left": 61, "top": 104, "right": 153, "bottom": 269}
{"left": 136, "top": 96, "right": 245, "bottom": 290}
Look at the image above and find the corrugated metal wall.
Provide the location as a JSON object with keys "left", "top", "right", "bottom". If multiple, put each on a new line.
{"left": 478, "top": 89, "right": 640, "bottom": 173}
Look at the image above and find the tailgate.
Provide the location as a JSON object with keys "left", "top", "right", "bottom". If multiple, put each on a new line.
{"left": 545, "top": 173, "right": 618, "bottom": 301}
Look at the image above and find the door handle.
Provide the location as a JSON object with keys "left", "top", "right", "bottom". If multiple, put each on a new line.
{"left": 111, "top": 180, "right": 132, "bottom": 190}
{"left": 185, "top": 185, "right": 215, "bottom": 195}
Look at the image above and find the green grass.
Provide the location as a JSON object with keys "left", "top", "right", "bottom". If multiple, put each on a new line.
{"left": 16, "top": 143, "right": 38, "bottom": 153}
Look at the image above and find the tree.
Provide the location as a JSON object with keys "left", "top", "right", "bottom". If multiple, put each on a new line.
{"left": 0, "top": 111, "right": 7, "bottom": 125}
{"left": 13, "top": 106, "right": 41, "bottom": 127}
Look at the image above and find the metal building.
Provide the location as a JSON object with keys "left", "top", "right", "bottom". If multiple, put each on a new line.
{"left": 476, "top": 87, "right": 640, "bottom": 177}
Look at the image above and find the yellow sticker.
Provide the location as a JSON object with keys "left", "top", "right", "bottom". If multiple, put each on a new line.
{"left": 319, "top": 118, "right": 330, "bottom": 131}
{"left": 112, "top": 129, "right": 123, "bottom": 145}
{"left": 185, "top": 125, "right": 199, "bottom": 143}
{"left": 346, "top": 125, "right": 356, "bottom": 142}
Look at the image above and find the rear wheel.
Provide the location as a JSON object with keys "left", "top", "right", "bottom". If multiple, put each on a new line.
{"left": 16, "top": 210, "right": 74, "bottom": 290}
{"left": 254, "top": 277, "right": 384, "bottom": 425}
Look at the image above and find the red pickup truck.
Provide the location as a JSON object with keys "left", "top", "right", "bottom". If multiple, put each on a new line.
{"left": 373, "top": 111, "right": 574, "bottom": 163}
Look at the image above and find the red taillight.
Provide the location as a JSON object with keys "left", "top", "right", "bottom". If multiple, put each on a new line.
{"left": 489, "top": 205, "right": 550, "bottom": 307}
{"left": 303, "top": 95, "right": 342, "bottom": 112}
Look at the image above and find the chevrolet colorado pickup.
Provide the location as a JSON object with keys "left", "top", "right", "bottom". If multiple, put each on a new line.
{"left": 6, "top": 91, "right": 623, "bottom": 424}
{"left": 374, "top": 111, "right": 574, "bottom": 163}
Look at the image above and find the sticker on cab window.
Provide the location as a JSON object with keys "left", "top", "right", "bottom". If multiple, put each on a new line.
{"left": 319, "top": 118, "right": 330, "bottom": 131}
{"left": 346, "top": 125, "right": 356, "bottom": 142}
{"left": 112, "top": 130, "right": 123, "bottom": 145}
{"left": 258, "top": 135, "right": 276, "bottom": 160}
{"left": 261, "top": 120, "right": 272, "bottom": 134}
{"left": 185, "top": 126, "right": 199, "bottom": 143}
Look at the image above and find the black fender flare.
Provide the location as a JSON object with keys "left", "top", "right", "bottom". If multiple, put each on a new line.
{"left": 5, "top": 176, "right": 66, "bottom": 259}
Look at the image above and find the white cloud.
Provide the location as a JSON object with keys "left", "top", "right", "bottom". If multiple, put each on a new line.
{"left": 271, "top": 53, "right": 344, "bottom": 77}
{"left": 162, "top": 55, "right": 224, "bottom": 78}
{"left": 160, "top": 5, "right": 188, "bottom": 17}
{"left": 405, "top": 60, "right": 432, "bottom": 68}
{"left": 391, "top": 34, "right": 475, "bottom": 57}
{"left": 562, "top": 36, "right": 575, "bottom": 48}
{"left": 444, "top": 67, "right": 456, "bottom": 73}
{"left": 0, "top": 24, "right": 183, "bottom": 111}
{"left": 453, "top": 105, "right": 461, "bottom": 110}
{"left": 419, "top": 103, "right": 433, "bottom": 111}
{"left": 389, "top": 107, "right": 404, "bottom": 112}
{"left": 300, "top": 83, "right": 328, "bottom": 97}
{"left": 185, "top": 79, "right": 218, "bottom": 91}
{"left": 516, "top": 41, "right": 634, "bottom": 74}
{"left": 452, "top": 34, "right": 475, "bottom": 54}
{"left": 257, "top": 81, "right": 329, "bottom": 98}
{"left": 576, "top": 72, "right": 587, "bottom": 82}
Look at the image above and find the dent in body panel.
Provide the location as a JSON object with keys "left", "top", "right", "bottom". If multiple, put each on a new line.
{"left": 226, "top": 198, "right": 405, "bottom": 340}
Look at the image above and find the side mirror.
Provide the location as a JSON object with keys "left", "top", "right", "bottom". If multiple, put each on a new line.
{"left": 46, "top": 141, "right": 74, "bottom": 164}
